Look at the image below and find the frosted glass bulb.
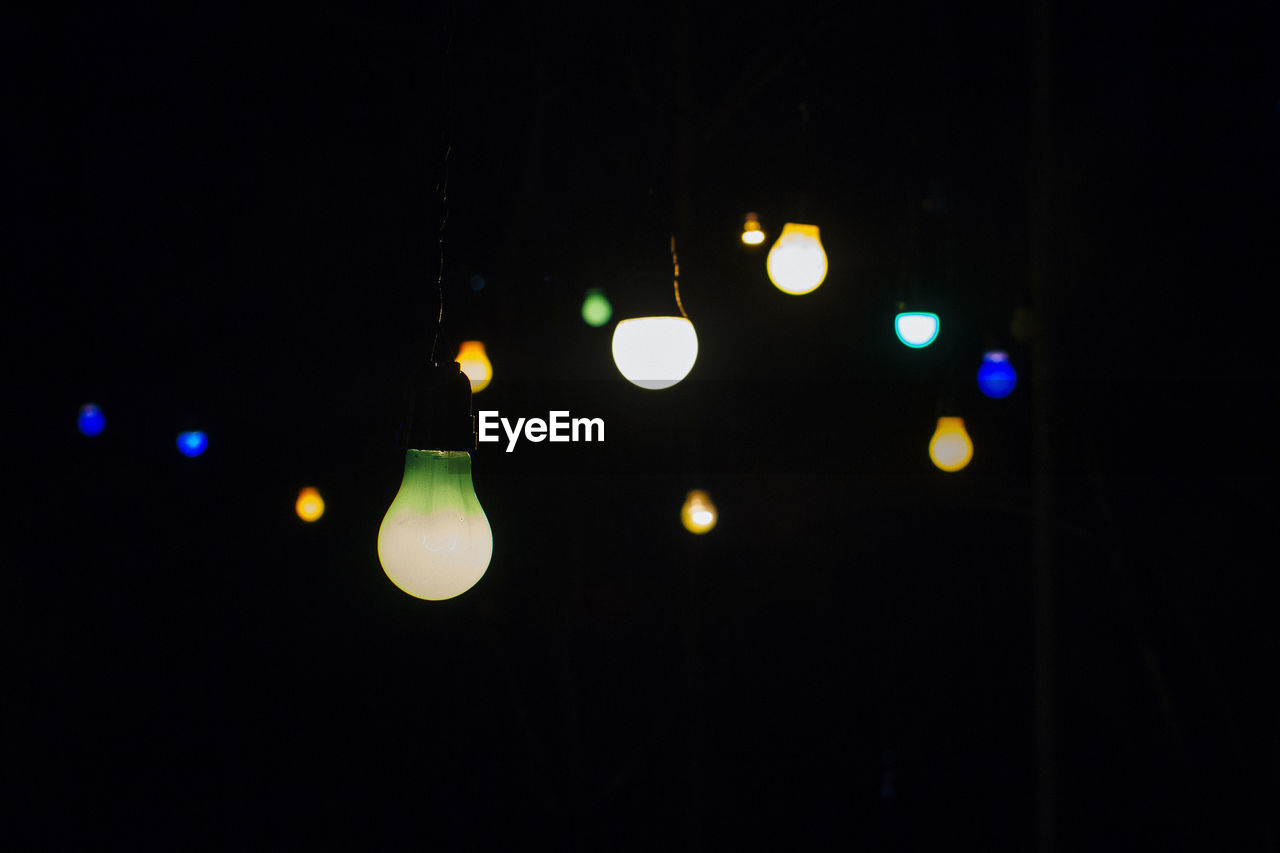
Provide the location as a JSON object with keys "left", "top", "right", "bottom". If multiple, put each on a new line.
{"left": 766, "top": 223, "right": 827, "bottom": 295}
{"left": 895, "top": 312, "right": 940, "bottom": 348}
{"left": 456, "top": 341, "right": 492, "bottom": 393}
{"left": 611, "top": 316, "right": 698, "bottom": 390}
{"left": 741, "top": 213, "right": 765, "bottom": 245}
{"left": 929, "top": 417, "right": 973, "bottom": 472}
{"left": 378, "top": 450, "right": 492, "bottom": 600}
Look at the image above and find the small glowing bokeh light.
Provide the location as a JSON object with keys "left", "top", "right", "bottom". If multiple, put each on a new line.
{"left": 296, "top": 487, "right": 325, "bottom": 522}
{"left": 177, "top": 431, "right": 208, "bottom": 458}
{"left": 929, "top": 417, "right": 973, "bottom": 472}
{"left": 581, "top": 288, "right": 613, "bottom": 327}
{"left": 456, "top": 340, "right": 492, "bottom": 393}
{"left": 77, "top": 403, "right": 106, "bottom": 437}
{"left": 741, "top": 213, "right": 765, "bottom": 246}
{"left": 766, "top": 223, "right": 827, "bottom": 295}
{"left": 895, "top": 312, "right": 940, "bottom": 348}
{"left": 681, "top": 489, "right": 717, "bottom": 534}
{"left": 611, "top": 316, "right": 698, "bottom": 390}
{"left": 977, "top": 350, "right": 1017, "bottom": 399}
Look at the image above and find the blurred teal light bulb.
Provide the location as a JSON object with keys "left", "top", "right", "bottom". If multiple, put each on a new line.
{"left": 895, "top": 312, "right": 940, "bottom": 348}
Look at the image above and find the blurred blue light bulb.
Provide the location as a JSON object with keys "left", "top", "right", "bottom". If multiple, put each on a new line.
{"left": 895, "top": 312, "right": 940, "bottom": 348}
{"left": 177, "top": 431, "right": 208, "bottom": 457}
{"left": 977, "top": 350, "right": 1017, "bottom": 398}
{"left": 77, "top": 404, "right": 106, "bottom": 436}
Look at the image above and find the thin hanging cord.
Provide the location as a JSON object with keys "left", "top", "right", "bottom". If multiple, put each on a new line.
{"left": 429, "top": 142, "right": 450, "bottom": 364}
{"left": 671, "top": 234, "right": 687, "bottom": 319}
{"left": 428, "top": 3, "right": 456, "bottom": 365}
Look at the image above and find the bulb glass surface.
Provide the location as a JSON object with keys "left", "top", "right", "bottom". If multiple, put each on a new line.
{"left": 929, "top": 417, "right": 973, "bottom": 472}
{"left": 977, "top": 350, "right": 1017, "bottom": 398}
{"left": 378, "top": 450, "right": 492, "bottom": 601}
{"left": 895, "top": 312, "right": 940, "bottom": 348}
{"left": 78, "top": 404, "right": 106, "bottom": 436}
{"left": 581, "top": 289, "right": 613, "bottom": 327}
{"left": 766, "top": 223, "right": 827, "bottom": 295}
{"left": 296, "top": 487, "right": 325, "bottom": 522}
{"left": 177, "top": 431, "right": 208, "bottom": 457}
{"left": 456, "top": 341, "right": 492, "bottom": 393}
{"left": 611, "top": 316, "right": 698, "bottom": 390}
{"left": 681, "top": 489, "right": 717, "bottom": 534}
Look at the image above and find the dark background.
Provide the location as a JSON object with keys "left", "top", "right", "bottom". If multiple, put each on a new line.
{"left": 7, "top": 1, "right": 1276, "bottom": 850}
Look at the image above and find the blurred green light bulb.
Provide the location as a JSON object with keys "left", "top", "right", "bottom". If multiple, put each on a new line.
{"left": 582, "top": 288, "right": 613, "bottom": 327}
{"left": 377, "top": 450, "right": 492, "bottom": 600}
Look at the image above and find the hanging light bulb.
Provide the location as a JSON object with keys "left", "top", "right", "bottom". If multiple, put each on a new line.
{"left": 612, "top": 317, "right": 698, "bottom": 389}
{"left": 741, "top": 212, "right": 766, "bottom": 246}
{"left": 767, "top": 223, "right": 827, "bottom": 295}
{"left": 456, "top": 340, "right": 492, "bottom": 393}
{"left": 295, "top": 487, "right": 325, "bottom": 522}
{"left": 581, "top": 288, "right": 613, "bottom": 327}
{"left": 612, "top": 236, "right": 698, "bottom": 390}
{"left": 176, "top": 430, "right": 208, "bottom": 458}
{"left": 378, "top": 361, "right": 492, "bottom": 600}
{"left": 976, "top": 350, "right": 1017, "bottom": 399}
{"left": 929, "top": 417, "right": 973, "bottom": 472}
{"left": 895, "top": 312, "right": 940, "bottom": 348}
{"left": 681, "top": 489, "right": 717, "bottom": 534}
{"left": 77, "top": 403, "right": 106, "bottom": 437}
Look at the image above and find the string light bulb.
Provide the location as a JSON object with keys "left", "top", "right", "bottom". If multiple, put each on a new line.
{"left": 581, "top": 288, "right": 613, "bottom": 327}
{"left": 378, "top": 361, "right": 492, "bottom": 601}
{"left": 681, "top": 489, "right": 717, "bottom": 534}
{"left": 456, "top": 340, "right": 492, "bottom": 393}
{"left": 176, "top": 431, "right": 208, "bottom": 458}
{"left": 895, "top": 312, "right": 940, "bottom": 348}
{"left": 741, "top": 213, "right": 765, "bottom": 246}
{"left": 295, "top": 487, "right": 325, "bottom": 522}
{"left": 976, "top": 350, "right": 1017, "bottom": 398}
{"left": 928, "top": 417, "right": 973, "bottom": 472}
{"left": 612, "top": 236, "right": 698, "bottom": 390}
{"left": 77, "top": 403, "right": 105, "bottom": 437}
{"left": 766, "top": 223, "right": 827, "bottom": 295}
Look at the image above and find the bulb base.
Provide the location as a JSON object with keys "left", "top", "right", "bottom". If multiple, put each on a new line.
{"left": 396, "top": 361, "right": 476, "bottom": 451}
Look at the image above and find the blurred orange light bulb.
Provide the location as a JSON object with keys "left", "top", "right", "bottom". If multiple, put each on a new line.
{"left": 296, "top": 487, "right": 325, "bottom": 521}
{"left": 741, "top": 213, "right": 765, "bottom": 246}
{"left": 681, "top": 489, "right": 718, "bottom": 534}
{"left": 456, "top": 340, "right": 492, "bottom": 392}
{"left": 928, "top": 417, "right": 973, "bottom": 472}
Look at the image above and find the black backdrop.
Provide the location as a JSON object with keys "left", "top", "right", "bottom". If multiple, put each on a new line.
{"left": 8, "top": 1, "right": 1276, "bottom": 849}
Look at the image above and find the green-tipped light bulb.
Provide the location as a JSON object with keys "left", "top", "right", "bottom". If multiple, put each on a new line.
{"left": 378, "top": 450, "right": 492, "bottom": 600}
{"left": 378, "top": 360, "right": 492, "bottom": 601}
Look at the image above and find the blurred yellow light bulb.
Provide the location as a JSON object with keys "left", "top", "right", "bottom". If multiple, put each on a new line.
{"left": 766, "top": 223, "right": 827, "bottom": 295}
{"left": 929, "top": 417, "right": 973, "bottom": 472}
{"left": 456, "top": 340, "right": 492, "bottom": 392}
{"left": 296, "top": 487, "right": 325, "bottom": 522}
{"left": 741, "top": 213, "right": 765, "bottom": 245}
{"left": 681, "top": 489, "right": 717, "bottom": 534}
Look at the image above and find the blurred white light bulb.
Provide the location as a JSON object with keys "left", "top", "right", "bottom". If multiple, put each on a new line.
{"left": 611, "top": 316, "right": 698, "bottom": 390}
